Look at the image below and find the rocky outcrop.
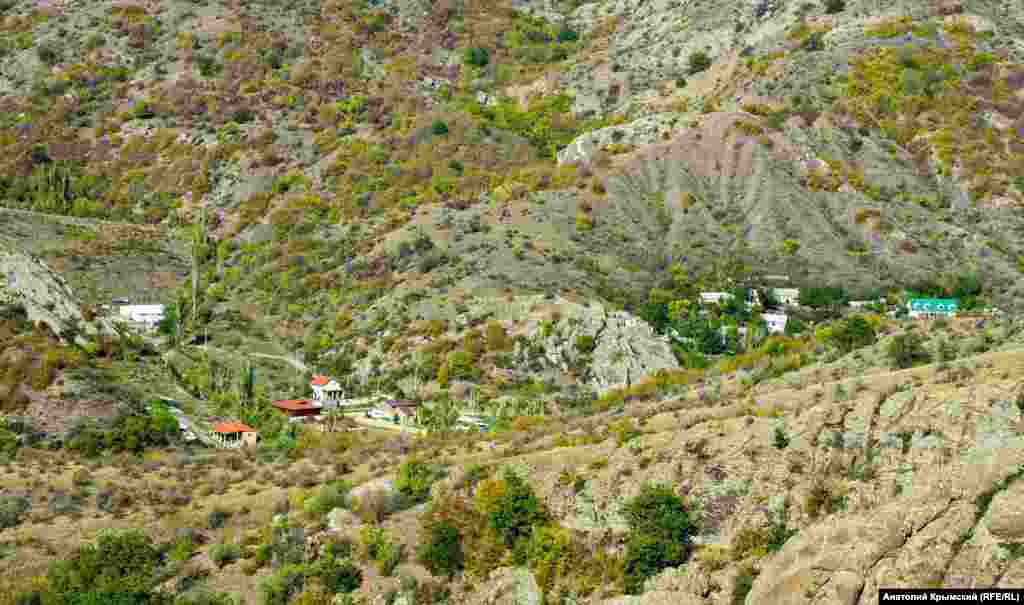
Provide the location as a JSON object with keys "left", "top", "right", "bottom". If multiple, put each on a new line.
{"left": 0, "top": 247, "right": 118, "bottom": 346}
{"left": 465, "top": 567, "right": 543, "bottom": 605}
{"left": 556, "top": 114, "right": 684, "bottom": 166}
{"left": 517, "top": 297, "right": 679, "bottom": 396}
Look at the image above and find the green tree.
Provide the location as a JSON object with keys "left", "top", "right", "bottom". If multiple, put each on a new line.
{"left": 687, "top": 51, "right": 712, "bottom": 74}
{"left": 396, "top": 459, "right": 438, "bottom": 504}
{"left": 887, "top": 332, "right": 932, "bottom": 369}
{"left": 258, "top": 564, "right": 306, "bottom": 605}
{"left": 47, "top": 529, "right": 161, "bottom": 596}
{"left": 416, "top": 519, "right": 464, "bottom": 579}
{"left": 306, "top": 555, "right": 362, "bottom": 594}
{"left": 485, "top": 472, "right": 546, "bottom": 548}
{"left": 463, "top": 47, "right": 489, "bottom": 67}
{"left": 621, "top": 484, "right": 695, "bottom": 594}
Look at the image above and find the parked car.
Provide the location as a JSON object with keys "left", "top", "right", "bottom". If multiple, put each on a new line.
{"left": 182, "top": 431, "right": 197, "bottom": 442}
{"left": 367, "top": 409, "right": 390, "bottom": 420}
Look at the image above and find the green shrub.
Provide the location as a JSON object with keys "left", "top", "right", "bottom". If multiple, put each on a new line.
{"left": 484, "top": 471, "right": 546, "bottom": 548}
{"left": 801, "top": 32, "right": 825, "bottom": 52}
{"left": 304, "top": 481, "right": 351, "bottom": 518}
{"left": 431, "top": 120, "right": 449, "bottom": 136}
{"left": 47, "top": 529, "right": 161, "bottom": 595}
{"left": 887, "top": 332, "right": 932, "bottom": 369}
{"left": 258, "top": 564, "right": 305, "bottom": 605}
{"left": 306, "top": 555, "right": 362, "bottom": 593}
{"left": 621, "top": 484, "right": 695, "bottom": 594}
{"left": 417, "top": 519, "right": 464, "bottom": 579}
{"left": 687, "top": 51, "right": 712, "bottom": 75}
{"left": 732, "top": 564, "right": 760, "bottom": 604}
{"left": 0, "top": 495, "right": 29, "bottom": 530}
{"left": 0, "top": 426, "right": 17, "bottom": 458}
{"left": 772, "top": 426, "right": 790, "bottom": 450}
{"left": 208, "top": 543, "right": 241, "bottom": 568}
{"left": 168, "top": 537, "right": 196, "bottom": 563}
{"left": 36, "top": 43, "right": 59, "bottom": 66}
{"left": 574, "top": 334, "right": 596, "bottom": 354}
{"left": 823, "top": 0, "right": 845, "bottom": 14}
{"left": 463, "top": 47, "right": 489, "bottom": 67}
{"left": 609, "top": 419, "right": 640, "bottom": 447}
{"left": 396, "top": 459, "right": 443, "bottom": 505}
{"left": 207, "top": 508, "right": 231, "bottom": 529}
{"left": 522, "top": 524, "right": 572, "bottom": 596}
{"left": 360, "top": 526, "right": 403, "bottom": 576}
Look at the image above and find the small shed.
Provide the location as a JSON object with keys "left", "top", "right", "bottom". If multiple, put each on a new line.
{"left": 212, "top": 422, "right": 258, "bottom": 448}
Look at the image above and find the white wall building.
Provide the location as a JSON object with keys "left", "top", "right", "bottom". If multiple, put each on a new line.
{"left": 118, "top": 304, "right": 165, "bottom": 329}
{"left": 700, "top": 292, "right": 734, "bottom": 305}
{"left": 310, "top": 375, "right": 346, "bottom": 408}
{"left": 772, "top": 288, "right": 800, "bottom": 306}
{"left": 763, "top": 313, "right": 788, "bottom": 334}
{"left": 849, "top": 299, "right": 884, "bottom": 309}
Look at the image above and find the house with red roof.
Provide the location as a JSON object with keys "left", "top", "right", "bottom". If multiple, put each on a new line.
{"left": 272, "top": 399, "right": 322, "bottom": 420}
{"left": 310, "top": 375, "right": 345, "bottom": 407}
{"left": 212, "top": 421, "right": 258, "bottom": 448}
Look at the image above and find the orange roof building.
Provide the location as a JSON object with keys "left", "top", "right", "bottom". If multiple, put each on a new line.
{"left": 213, "top": 421, "right": 256, "bottom": 434}
{"left": 311, "top": 375, "right": 330, "bottom": 386}
{"left": 272, "top": 399, "right": 321, "bottom": 418}
{"left": 212, "top": 421, "right": 258, "bottom": 448}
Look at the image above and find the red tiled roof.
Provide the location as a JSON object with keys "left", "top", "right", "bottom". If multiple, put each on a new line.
{"left": 213, "top": 422, "right": 255, "bottom": 434}
{"left": 272, "top": 399, "right": 319, "bottom": 411}
{"left": 311, "top": 375, "right": 330, "bottom": 386}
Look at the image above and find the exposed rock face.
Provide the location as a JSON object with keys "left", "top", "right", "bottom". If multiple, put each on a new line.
{"left": 556, "top": 114, "right": 683, "bottom": 166}
{"left": 518, "top": 297, "right": 680, "bottom": 396}
{"left": 465, "top": 567, "right": 543, "bottom": 605}
{"left": 0, "top": 248, "right": 118, "bottom": 346}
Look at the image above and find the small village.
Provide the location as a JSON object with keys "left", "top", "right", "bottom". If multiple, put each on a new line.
{"left": 106, "top": 279, "right": 1002, "bottom": 450}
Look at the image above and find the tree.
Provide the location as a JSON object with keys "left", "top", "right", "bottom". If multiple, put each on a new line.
{"left": 463, "top": 47, "right": 489, "bottom": 67}
{"left": 47, "top": 529, "right": 161, "bottom": 596}
{"left": 887, "top": 332, "right": 932, "bottom": 369}
{"left": 396, "top": 459, "right": 438, "bottom": 504}
{"left": 480, "top": 472, "right": 546, "bottom": 548}
{"left": 824, "top": 0, "right": 846, "bottom": 14}
{"left": 306, "top": 555, "right": 362, "bottom": 594}
{"left": 416, "top": 519, "right": 464, "bottom": 579}
{"left": 621, "top": 483, "right": 695, "bottom": 594}
{"left": 687, "top": 51, "right": 711, "bottom": 75}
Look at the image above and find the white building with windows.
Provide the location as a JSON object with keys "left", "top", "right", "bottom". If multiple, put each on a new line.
{"left": 700, "top": 292, "right": 734, "bottom": 305}
{"left": 118, "top": 304, "right": 165, "bottom": 329}
{"left": 763, "top": 313, "right": 788, "bottom": 334}
{"left": 310, "top": 375, "right": 346, "bottom": 408}
{"left": 772, "top": 288, "right": 800, "bottom": 306}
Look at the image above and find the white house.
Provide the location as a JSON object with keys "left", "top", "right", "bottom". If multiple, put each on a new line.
{"left": 310, "top": 375, "right": 346, "bottom": 408}
{"left": 700, "top": 292, "right": 734, "bottom": 305}
{"left": 772, "top": 288, "right": 800, "bottom": 306}
{"left": 762, "top": 313, "right": 788, "bottom": 334}
{"left": 118, "top": 304, "right": 165, "bottom": 329}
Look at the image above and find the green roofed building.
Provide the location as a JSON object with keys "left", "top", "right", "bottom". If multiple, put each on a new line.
{"left": 907, "top": 298, "right": 959, "bottom": 319}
